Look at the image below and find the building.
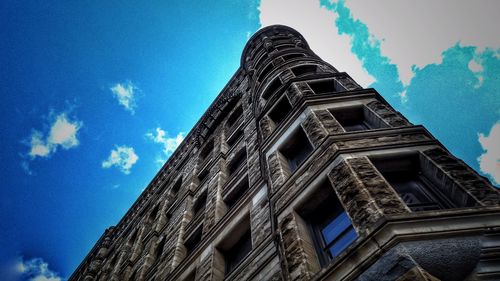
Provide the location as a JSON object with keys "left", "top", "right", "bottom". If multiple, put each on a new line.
{"left": 70, "top": 25, "right": 500, "bottom": 281}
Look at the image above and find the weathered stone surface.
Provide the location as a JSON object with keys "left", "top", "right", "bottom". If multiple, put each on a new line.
{"left": 422, "top": 148, "right": 500, "bottom": 206}
{"left": 335, "top": 74, "right": 362, "bottom": 91}
{"left": 278, "top": 212, "right": 320, "bottom": 281}
{"left": 366, "top": 100, "right": 410, "bottom": 127}
{"left": 328, "top": 161, "right": 384, "bottom": 235}
{"left": 260, "top": 115, "right": 275, "bottom": 140}
{"left": 347, "top": 157, "right": 409, "bottom": 216}
{"left": 315, "top": 108, "right": 345, "bottom": 135}
{"left": 396, "top": 266, "right": 441, "bottom": 281}
{"left": 300, "top": 109, "right": 327, "bottom": 147}
{"left": 336, "top": 133, "right": 429, "bottom": 150}
{"left": 268, "top": 151, "right": 292, "bottom": 192}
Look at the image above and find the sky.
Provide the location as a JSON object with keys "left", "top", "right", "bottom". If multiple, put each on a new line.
{"left": 0, "top": 0, "right": 498, "bottom": 280}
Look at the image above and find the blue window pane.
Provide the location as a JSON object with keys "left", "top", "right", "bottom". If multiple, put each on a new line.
{"left": 321, "top": 211, "right": 352, "bottom": 244}
{"left": 328, "top": 227, "right": 357, "bottom": 257}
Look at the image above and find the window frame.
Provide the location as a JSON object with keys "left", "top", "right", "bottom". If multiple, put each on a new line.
{"left": 370, "top": 153, "right": 458, "bottom": 212}
{"left": 330, "top": 105, "right": 383, "bottom": 132}
{"left": 300, "top": 180, "right": 357, "bottom": 267}
{"left": 279, "top": 126, "right": 314, "bottom": 173}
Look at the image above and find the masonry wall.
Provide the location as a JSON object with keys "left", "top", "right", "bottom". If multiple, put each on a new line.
{"left": 71, "top": 25, "right": 500, "bottom": 281}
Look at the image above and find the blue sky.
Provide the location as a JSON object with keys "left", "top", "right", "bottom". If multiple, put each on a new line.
{"left": 1, "top": 0, "right": 498, "bottom": 280}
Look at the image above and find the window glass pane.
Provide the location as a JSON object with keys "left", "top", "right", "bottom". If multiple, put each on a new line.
{"left": 321, "top": 211, "right": 351, "bottom": 244}
{"left": 328, "top": 227, "right": 357, "bottom": 257}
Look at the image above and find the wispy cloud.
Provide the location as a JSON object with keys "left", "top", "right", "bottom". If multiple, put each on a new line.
{"left": 102, "top": 145, "right": 139, "bottom": 174}
{"left": 110, "top": 81, "right": 138, "bottom": 114}
{"left": 146, "top": 127, "right": 184, "bottom": 164}
{"left": 23, "top": 112, "right": 82, "bottom": 169}
{"left": 14, "top": 256, "right": 62, "bottom": 281}
{"left": 478, "top": 122, "right": 500, "bottom": 185}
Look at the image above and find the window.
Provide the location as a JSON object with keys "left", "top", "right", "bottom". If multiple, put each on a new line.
{"left": 197, "top": 166, "right": 209, "bottom": 184}
{"left": 171, "top": 177, "right": 182, "bottom": 195}
{"left": 371, "top": 154, "right": 455, "bottom": 212}
{"left": 155, "top": 237, "right": 165, "bottom": 261}
{"left": 276, "top": 43, "right": 295, "bottom": 51}
{"left": 185, "top": 226, "right": 203, "bottom": 256}
{"left": 280, "top": 127, "right": 314, "bottom": 172}
{"left": 308, "top": 79, "right": 342, "bottom": 94}
{"left": 258, "top": 63, "right": 274, "bottom": 82}
{"left": 282, "top": 53, "right": 305, "bottom": 61}
{"left": 224, "top": 177, "right": 249, "bottom": 209}
{"left": 228, "top": 149, "right": 247, "bottom": 176}
{"left": 192, "top": 191, "right": 207, "bottom": 217}
{"left": 222, "top": 229, "right": 252, "bottom": 274}
{"left": 227, "top": 106, "right": 243, "bottom": 128}
{"left": 268, "top": 96, "right": 292, "bottom": 126}
{"left": 183, "top": 271, "right": 196, "bottom": 281}
{"left": 199, "top": 140, "right": 214, "bottom": 163}
{"left": 291, "top": 65, "right": 317, "bottom": 77}
{"left": 262, "top": 78, "right": 282, "bottom": 100}
{"left": 148, "top": 205, "right": 159, "bottom": 224}
{"left": 330, "top": 106, "right": 380, "bottom": 132}
{"left": 226, "top": 127, "right": 243, "bottom": 148}
{"left": 301, "top": 180, "right": 357, "bottom": 266}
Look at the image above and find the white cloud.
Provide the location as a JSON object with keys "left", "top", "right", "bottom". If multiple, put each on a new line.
{"left": 259, "top": 0, "right": 375, "bottom": 87}
{"left": 102, "top": 145, "right": 139, "bottom": 174}
{"left": 341, "top": 0, "right": 500, "bottom": 85}
{"left": 48, "top": 113, "right": 81, "bottom": 149}
{"left": 110, "top": 81, "right": 138, "bottom": 114}
{"left": 478, "top": 122, "right": 500, "bottom": 185}
{"left": 146, "top": 127, "right": 184, "bottom": 163}
{"left": 15, "top": 257, "right": 62, "bottom": 281}
{"left": 26, "top": 112, "right": 82, "bottom": 160}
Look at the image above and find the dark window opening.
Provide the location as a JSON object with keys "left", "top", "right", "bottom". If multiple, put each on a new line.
{"left": 155, "top": 237, "right": 165, "bottom": 260}
{"left": 226, "top": 128, "right": 243, "bottom": 148}
{"left": 280, "top": 128, "right": 314, "bottom": 172}
{"left": 276, "top": 44, "right": 295, "bottom": 51}
{"left": 282, "top": 53, "right": 305, "bottom": 61}
{"left": 227, "top": 106, "right": 243, "bottom": 128}
{"left": 254, "top": 54, "right": 268, "bottom": 70}
{"left": 291, "top": 65, "right": 317, "bottom": 77}
{"left": 371, "top": 154, "right": 455, "bottom": 212}
{"left": 223, "top": 229, "right": 252, "bottom": 274}
{"left": 184, "top": 271, "right": 196, "bottom": 281}
{"left": 171, "top": 177, "right": 182, "bottom": 195}
{"left": 330, "top": 106, "right": 377, "bottom": 132}
{"left": 185, "top": 226, "right": 203, "bottom": 256}
{"left": 198, "top": 168, "right": 209, "bottom": 184}
{"left": 199, "top": 140, "right": 214, "bottom": 162}
{"left": 193, "top": 191, "right": 207, "bottom": 217}
{"left": 258, "top": 63, "right": 274, "bottom": 82}
{"left": 308, "top": 79, "right": 339, "bottom": 94}
{"left": 302, "top": 180, "right": 357, "bottom": 267}
{"left": 224, "top": 177, "right": 249, "bottom": 209}
{"left": 148, "top": 205, "right": 159, "bottom": 223}
{"left": 228, "top": 149, "right": 247, "bottom": 176}
{"left": 262, "top": 78, "right": 282, "bottom": 100}
{"left": 268, "top": 96, "right": 293, "bottom": 126}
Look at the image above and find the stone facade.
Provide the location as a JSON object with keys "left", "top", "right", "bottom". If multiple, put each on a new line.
{"left": 70, "top": 25, "right": 500, "bottom": 281}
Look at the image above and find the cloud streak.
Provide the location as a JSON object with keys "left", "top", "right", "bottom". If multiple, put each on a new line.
{"left": 102, "top": 145, "right": 139, "bottom": 174}
{"left": 146, "top": 127, "right": 184, "bottom": 164}
{"left": 15, "top": 256, "right": 62, "bottom": 281}
{"left": 110, "top": 81, "right": 138, "bottom": 114}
